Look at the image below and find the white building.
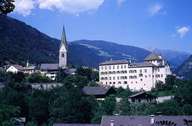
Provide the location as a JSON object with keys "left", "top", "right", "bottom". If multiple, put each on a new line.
{"left": 99, "top": 53, "right": 172, "bottom": 91}
{"left": 6, "top": 65, "right": 24, "bottom": 73}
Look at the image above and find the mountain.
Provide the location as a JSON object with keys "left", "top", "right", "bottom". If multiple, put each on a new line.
{"left": 69, "top": 40, "right": 151, "bottom": 67}
{"left": 0, "top": 15, "right": 190, "bottom": 69}
{"left": 176, "top": 55, "right": 192, "bottom": 79}
{"left": 0, "top": 15, "right": 59, "bottom": 65}
{"left": 154, "top": 49, "right": 190, "bottom": 70}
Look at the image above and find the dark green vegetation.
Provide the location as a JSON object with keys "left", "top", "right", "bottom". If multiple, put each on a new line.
{"left": 0, "top": 0, "right": 15, "bottom": 15}
{"left": 0, "top": 15, "right": 190, "bottom": 69}
{"left": 0, "top": 68, "right": 192, "bottom": 125}
{"left": 176, "top": 55, "right": 192, "bottom": 80}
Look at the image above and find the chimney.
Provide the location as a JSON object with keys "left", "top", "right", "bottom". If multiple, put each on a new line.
{"left": 110, "top": 120, "right": 114, "bottom": 126}
{"left": 150, "top": 115, "right": 155, "bottom": 125}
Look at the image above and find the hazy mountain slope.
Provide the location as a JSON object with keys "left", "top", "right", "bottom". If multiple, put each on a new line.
{"left": 176, "top": 55, "right": 192, "bottom": 79}
{"left": 154, "top": 49, "right": 190, "bottom": 70}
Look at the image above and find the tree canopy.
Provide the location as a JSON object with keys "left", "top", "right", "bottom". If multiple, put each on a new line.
{"left": 0, "top": 0, "right": 15, "bottom": 15}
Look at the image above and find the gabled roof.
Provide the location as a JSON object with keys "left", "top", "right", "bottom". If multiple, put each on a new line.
{"left": 101, "top": 116, "right": 192, "bottom": 126}
{"left": 99, "top": 60, "right": 128, "bottom": 66}
{"left": 144, "top": 53, "right": 162, "bottom": 61}
{"left": 40, "top": 63, "right": 59, "bottom": 71}
{"left": 9, "top": 65, "right": 24, "bottom": 71}
{"left": 82, "top": 86, "right": 115, "bottom": 96}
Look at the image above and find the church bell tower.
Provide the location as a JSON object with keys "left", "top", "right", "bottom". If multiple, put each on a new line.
{"left": 59, "top": 26, "right": 68, "bottom": 69}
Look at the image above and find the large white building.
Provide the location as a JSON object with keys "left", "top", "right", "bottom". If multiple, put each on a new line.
{"left": 99, "top": 53, "right": 172, "bottom": 91}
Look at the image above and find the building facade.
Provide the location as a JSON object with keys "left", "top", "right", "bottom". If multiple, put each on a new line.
{"left": 99, "top": 53, "right": 172, "bottom": 91}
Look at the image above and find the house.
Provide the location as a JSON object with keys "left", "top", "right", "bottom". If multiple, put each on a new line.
{"left": 99, "top": 53, "right": 172, "bottom": 91}
{"left": 53, "top": 116, "right": 192, "bottom": 126}
{"left": 40, "top": 63, "right": 59, "bottom": 80}
{"left": 128, "top": 91, "right": 156, "bottom": 103}
{"left": 82, "top": 86, "right": 116, "bottom": 100}
{"left": 6, "top": 65, "right": 24, "bottom": 73}
{"left": 23, "top": 65, "right": 36, "bottom": 74}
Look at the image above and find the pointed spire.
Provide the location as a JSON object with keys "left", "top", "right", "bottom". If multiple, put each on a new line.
{"left": 61, "top": 26, "right": 68, "bottom": 49}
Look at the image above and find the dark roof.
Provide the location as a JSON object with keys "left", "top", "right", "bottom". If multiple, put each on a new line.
{"left": 129, "top": 92, "right": 156, "bottom": 98}
{"left": 144, "top": 53, "right": 163, "bottom": 61}
{"left": 129, "top": 62, "right": 155, "bottom": 68}
{"left": 64, "top": 68, "right": 76, "bottom": 75}
{"left": 53, "top": 124, "right": 99, "bottom": 126}
{"left": 40, "top": 63, "right": 59, "bottom": 71}
{"left": 82, "top": 86, "right": 115, "bottom": 96}
{"left": 99, "top": 60, "right": 128, "bottom": 66}
{"left": 101, "top": 116, "right": 150, "bottom": 126}
{"left": 101, "top": 116, "right": 192, "bottom": 126}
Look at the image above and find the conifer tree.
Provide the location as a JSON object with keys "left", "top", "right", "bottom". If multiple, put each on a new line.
{"left": 0, "top": 0, "right": 15, "bottom": 15}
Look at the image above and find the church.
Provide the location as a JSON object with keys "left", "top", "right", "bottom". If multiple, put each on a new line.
{"left": 39, "top": 27, "right": 75, "bottom": 80}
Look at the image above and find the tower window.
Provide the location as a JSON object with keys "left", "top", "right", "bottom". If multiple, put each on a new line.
{"left": 61, "top": 53, "right": 65, "bottom": 57}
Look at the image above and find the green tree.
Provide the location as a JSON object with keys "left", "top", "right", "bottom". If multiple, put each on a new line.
{"left": 175, "top": 80, "right": 192, "bottom": 105}
{"left": 26, "top": 73, "right": 52, "bottom": 83}
{"left": 76, "top": 67, "right": 99, "bottom": 81}
{"left": 49, "top": 86, "right": 96, "bottom": 123}
{"left": 102, "top": 95, "right": 116, "bottom": 115}
{"left": 147, "top": 100, "right": 180, "bottom": 115}
{"left": 0, "top": 0, "right": 15, "bottom": 15}
{"left": 0, "top": 104, "right": 20, "bottom": 125}
{"left": 116, "top": 98, "right": 131, "bottom": 115}
{"left": 28, "top": 90, "right": 50, "bottom": 125}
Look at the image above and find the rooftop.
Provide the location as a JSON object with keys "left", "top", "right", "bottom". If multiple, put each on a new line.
{"left": 99, "top": 60, "right": 128, "bottom": 66}
{"left": 82, "top": 86, "right": 115, "bottom": 96}
{"left": 40, "top": 63, "right": 59, "bottom": 71}
{"left": 144, "top": 53, "right": 163, "bottom": 61}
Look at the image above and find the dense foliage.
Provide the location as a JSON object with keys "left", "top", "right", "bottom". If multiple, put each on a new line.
{"left": 0, "top": 69, "right": 192, "bottom": 125}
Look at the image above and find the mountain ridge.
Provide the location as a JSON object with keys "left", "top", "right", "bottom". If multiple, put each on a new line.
{"left": 0, "top": 15, "right": 190, "bottom": 70}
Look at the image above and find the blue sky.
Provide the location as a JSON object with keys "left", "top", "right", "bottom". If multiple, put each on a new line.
{"left": 10, "top": 0, "right": 192, "bottom": 53}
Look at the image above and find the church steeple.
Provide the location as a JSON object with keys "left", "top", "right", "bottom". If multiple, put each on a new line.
{"left": 61, "top": 26, "right": 68, "bottom": 50}
{"left": 59, "top": 26, "right": 68, "bottom": 69}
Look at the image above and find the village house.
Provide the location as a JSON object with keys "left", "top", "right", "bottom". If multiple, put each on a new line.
{"left": 82, "top": 86, "right": 116, "bottom": 100}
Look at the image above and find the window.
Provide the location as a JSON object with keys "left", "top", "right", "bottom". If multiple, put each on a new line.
{"left": 124, "top": 81, "right": 128, "bottom": 84}
{"left": 61, "top": 53, "right": 65, "bottom": 57}
{"left": 113, "top": 65, "right": 115, "bottom": 69}
{"left": 117, "top": 65, "right": 119, "bottom": 69}
{"left": 145, "top": 69, "right": 147, "bottom": 73}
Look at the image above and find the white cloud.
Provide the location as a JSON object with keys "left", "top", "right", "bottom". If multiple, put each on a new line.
{"left": 14, "top": 0, "right": 36, "bottom": 16}
{"left": 177, "top": 26, "right": 190, "bottom": 38}
{"left": 149, "top": 3, "right": 165, "bottom": 16}
{"left": 14, "top": 0, "right": 104, "bottom": 16}
{"left": 117, "top": 0, "right": 126, "bottom": 6}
